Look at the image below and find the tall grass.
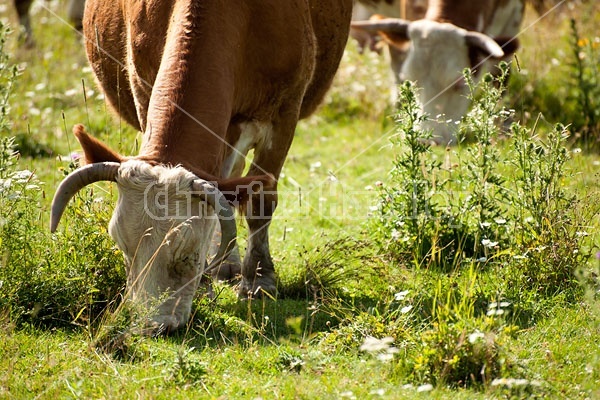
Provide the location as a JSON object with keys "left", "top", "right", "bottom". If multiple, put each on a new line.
{"left": 321, "top": 64, "right": 598, "bottom": 389}
{"left": 0, "top": 23, "right": 124, "bottom": 329}
{"left": 373, "top": 64, "right": 592, "bottom": 295}
{"left": 508, "top": 1, "right": 600, "bottom": 146}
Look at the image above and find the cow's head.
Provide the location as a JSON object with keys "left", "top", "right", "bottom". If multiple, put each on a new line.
{"left": 51, "top": 125, "right": 272, "bottom": 333}
{"left": 351, "top": 18, "right": 518, "bottom": 144}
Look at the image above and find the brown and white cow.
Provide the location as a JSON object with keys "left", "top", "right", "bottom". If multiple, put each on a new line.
{"left": 50, "top": 0, "right": 352, "bottom": 332}
{"left": 352, "top": 0, "right": 523, "bottom": 143}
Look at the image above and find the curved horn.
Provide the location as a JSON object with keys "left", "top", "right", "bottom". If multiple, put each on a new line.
{"left": 191, "top": 180, "right": 236, "bottom": 270}
{"left": 50, "top": 162, "right": 120, "bottom": 232}
{"left": 464, "top": 31, "right": 504, "bottom": 59}
{"left": 351, "top": 18, "right": 411, "bottom": 39}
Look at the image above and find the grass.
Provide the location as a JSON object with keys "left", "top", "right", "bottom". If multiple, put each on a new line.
{"left": 1, "top": 1, "right": 600, "bottom": 398}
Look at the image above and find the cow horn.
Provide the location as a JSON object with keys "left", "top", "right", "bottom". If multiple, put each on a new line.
{"left": 350, "top": 18, "right": 410, "bottom": 38}
{"left": 464, "top": 31, "right": 504, "bottom": 59}
{"left": 191, "top": 179, "right": 236, "bottom": 270}
{"left": 50, "top": 162, "right": 120, "bottom": 232}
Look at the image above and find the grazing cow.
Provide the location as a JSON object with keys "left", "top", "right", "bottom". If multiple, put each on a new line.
{"left": 12, "top": 0, "right": 85, "bottom": 47}
{"left": 352, "top": 0, "right": 523, "bottom": 143}
{"left": 50, "top": 0, "right": 352, "bottom": 332}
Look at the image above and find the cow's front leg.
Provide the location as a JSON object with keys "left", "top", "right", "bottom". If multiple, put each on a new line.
{"left": 239, "top": 190, "right": 277, "bottom": 297}
{"left": 207, "top": 222, "right": 242, "bottom": 282}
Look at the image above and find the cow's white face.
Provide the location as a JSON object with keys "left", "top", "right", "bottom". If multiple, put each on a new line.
{"left": 399, "top": 19, "right": 508, "bottom": 144}
{"left": 400, "top": 20, "right": 475, "bottom": 144}
{"left": 108, "top": 160, "right": 216, "bottom": 332}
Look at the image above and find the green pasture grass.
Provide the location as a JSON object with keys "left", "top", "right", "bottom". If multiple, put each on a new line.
{"left": 0, "top": 1, "right": 599, "bottom": 398}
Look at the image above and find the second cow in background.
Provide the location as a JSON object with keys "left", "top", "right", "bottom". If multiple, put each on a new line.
{"left": 352, "top": 0, "right": 523, "bottom": 144}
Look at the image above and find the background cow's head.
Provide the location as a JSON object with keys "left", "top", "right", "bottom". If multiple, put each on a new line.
{"left": 51, "top": 125, "right": 272, "bottom": 332}
{"left": 351, "top": 18, "right": 518, "bottom": 144}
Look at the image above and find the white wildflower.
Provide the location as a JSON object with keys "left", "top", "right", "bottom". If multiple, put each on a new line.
{"left": 360, "top": 336, "right": 394, "bottom": 353}
{"left": 377, "top": 352, "right": 396, "bottom": 362}
{"left": 481, "top": 239, "right": 498, "bottom": 248}
{"left": 394, "top": 290, "right": 410, "bottom": 301}
{"left": 468, "top": 331, "right": 485, "bottom": 344}
{"left": 487, "top": 308, "right": 505, "bottom": 316}
{"left": 417, "top": 384, "right": 433, "bottom": 392}
{"left": 491, "top": 378, "right": 535, "bottom": 388}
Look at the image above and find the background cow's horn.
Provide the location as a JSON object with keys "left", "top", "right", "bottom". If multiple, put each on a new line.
{"left": 350, "top": 18, "right": 410, "bottom": 38}
{"left": 50, "top": 162, "right": 120, "bottom": 232}
{"left": 464, "top": 31, "right": 505, "bottom": 59}
{"left": 191, "top": 179, "right": 236, "bottom": 270}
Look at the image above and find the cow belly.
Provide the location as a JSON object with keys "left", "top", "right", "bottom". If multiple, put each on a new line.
{"left": 221, "top": 121, "right": 273, "bottom": 178}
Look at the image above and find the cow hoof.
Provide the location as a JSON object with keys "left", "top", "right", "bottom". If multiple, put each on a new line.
{"left": 238, "top": 278, "right": 277, "bottom": 299}
{"left": 145, "top": 315, "right": 184, "bottom": 335}
{"left": 211, "top": 261, "right": 241, "bottom": 282}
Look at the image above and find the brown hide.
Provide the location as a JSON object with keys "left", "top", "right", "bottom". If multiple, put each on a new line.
{"left": 84, "top": 0, "right": 352, "bottom": 178}
{"left": 425, "top": 0, "right": 523, "bottom": 31}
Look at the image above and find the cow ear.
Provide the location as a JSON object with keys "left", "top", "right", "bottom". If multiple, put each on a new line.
{"left": 493, "top": 37, "right": 520, "bottom": 57}
{"left": 215, "top": 174, "right": 276, "bottom": 206}
{"left": 73, "top": 124, "right": 124, "bottom": 165}
{"left": 351, "top": 18, "right": 411, "bottom": 44}
{"left": 464, "top": 31, "right": 504, "bottom": 59}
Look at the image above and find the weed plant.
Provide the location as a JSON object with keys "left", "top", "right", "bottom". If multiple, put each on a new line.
{"left": 0, "top": 25, "right": 124, "bottom": 329}
{"left": 374, "top": 64, "right": 591, "bottom": 293}
{"left": 0, "top": 134, "right": 125, "bottom": 328}
{"left": 353, "top": 64, "right": 596, "bottom": 388}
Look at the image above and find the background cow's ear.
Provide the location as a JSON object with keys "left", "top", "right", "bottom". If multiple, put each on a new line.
{"left": 216, "top": 174, "right": 276, "bottom": 206}
{"left": 73, "top": 124, "right": 124, "bottom": 165}
{"left": 493, "top": 37, "right": 520, "bottom": 57}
